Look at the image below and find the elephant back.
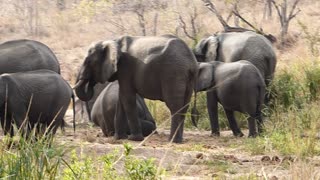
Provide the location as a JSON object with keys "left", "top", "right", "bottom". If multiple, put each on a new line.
{"left": 0, "top": 39, "right": 60, "bottom": 74}
{"left": 218, "top": 32, "right": 276, "bottom": 80}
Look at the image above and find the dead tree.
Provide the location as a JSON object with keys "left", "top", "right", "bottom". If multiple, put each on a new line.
{"left": 178, "top": 6, "right": 199, "bottom": 45}
{"left": 271, "top": 0, "right": 301, "bottom": 46}
{"left": 263, "top": 0, "right": 273, "bottom": 20}
{"left": 13, "top": 0, "right": 41, "bottom": 36}
{"left": 152, "top": 12, "right": 158, "bottom": 36}
{"left": 56, "top": 0, "right": 66, "bottom": 11}
{"left": 201, "top": 0, "right": 276, "bottom": 43}
{"left": 134, "top": 7, "right": 147, "bottom": 36}
{"left": 112, "top": 0, "right": 167, "bottom": 36}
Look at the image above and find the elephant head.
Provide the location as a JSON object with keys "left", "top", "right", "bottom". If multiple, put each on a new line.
{"left": 193, "top": 36, "right": 219, "bottom": 62}
{"left": 74, "top": 41, "right": 119, "bottom": 101}
{"left": 195, "top": 62, "right": 218, "bottom": 92}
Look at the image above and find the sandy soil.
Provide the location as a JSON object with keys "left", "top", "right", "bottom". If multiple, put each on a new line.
{"left": 57, "top": 113, "right": 320, "bottom": 180}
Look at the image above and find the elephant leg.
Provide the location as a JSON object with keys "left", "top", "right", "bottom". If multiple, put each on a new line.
{"left": 207, "top": 91, "right": 220, "bottom": 136}
{"left": 255, "top": 110, "right": 264, "bottom": 135}
{"left": 247, "top": 116, "right": 257, "bottom": 137}
{"left": 264, "top": 78, "right": 272, "bottom": 106}
{"left": 114, "top": 100, "right": 129, "bottom": 140}
{"left": 120, "top": 94, "right": 144, "bottom": 141}
{"left": 166, "top": 85, "right": 192, "bottom": 143}
{"left": 12, "top": 108, "right": 29, "bottom": 138}
{"left": 224, "top": 109, "right": 244, "bottom": 137}
{"left": 141, "top": 119, "right": 156, "bottom": 137}
{"left": 167, "top": 101, "right": 188, "bottom": 143}
{"left": 0, "top": 113, "right": 13, "bottom": 137}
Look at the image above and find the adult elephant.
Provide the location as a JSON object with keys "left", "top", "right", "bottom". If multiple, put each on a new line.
{"left": 74, "top": 35, "right": 198, "bottom": 143}
{"left": 0, "top": 39, "right": 60, "bottom": 74}
{"left": 194, "top": 31, "right": 277, "bottom": 136}
{"left": 0, "top": 70, "right": 74, "bottom": 139}
{"left": 91, "top": 81, "right": 156, "bottom": 137}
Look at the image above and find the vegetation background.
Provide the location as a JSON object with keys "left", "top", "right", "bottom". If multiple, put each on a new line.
{"left": 0, "top": 0, "right": 320, "bottom": 179}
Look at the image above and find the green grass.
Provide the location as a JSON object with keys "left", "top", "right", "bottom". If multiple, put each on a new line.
{"left": 2, "top": 58, "right": 320, "bottom": 179}
{"left": 0, "top": 137, "right": 162, "bottom": 180}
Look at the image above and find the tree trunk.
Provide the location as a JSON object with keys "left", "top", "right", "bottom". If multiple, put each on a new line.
{"left": 136, "top": 10, "right": 146, "bottom": 36}
{"left": 57, "top": 0, "right": 66, "bottom": 11}
{"left": 35, "top": 0, "right": 39, "bottom": 36}
{"left": 281, "top": 21, "right": 289, "bottom": 46}
{"left": 152, "top": 12, "right": 158, "bottom": 36}
{"left": 267, "top": 0, "right": 272, "bottom": 20}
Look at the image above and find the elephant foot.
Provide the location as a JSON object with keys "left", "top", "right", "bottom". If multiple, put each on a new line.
{"left": 169, "top": 137, "right": 183, "bottom": 143}
{"left": 128, "top": 134, "right": 144, "bottom": 141}
{"left": 210, "top": 131, "right": 220, "bottom": 137}
{"left": 114, "top": 133, "right": 128, "bottom": 140}
{"left": 168, "top": 134, "right": 183, "bottom": 143}
{"left": 248, "top": 133, "right": 257, "bottom": 138}
{"left": 233, "top": 131, "right": 244, "bottom": 137}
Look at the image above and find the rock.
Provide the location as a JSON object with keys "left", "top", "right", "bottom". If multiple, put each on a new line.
{"left": 196, "top": 153, "right": 204, "bottom": 159}
{"left": 261, "top": 155, "right": 271, "bottom": 162}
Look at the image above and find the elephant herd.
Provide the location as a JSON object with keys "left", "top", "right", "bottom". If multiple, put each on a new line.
{"left": 0, "top": 31, "right": 276, "bottom": 144}
{"left": 0, "top": 39, "right": 74, "bottom": 139}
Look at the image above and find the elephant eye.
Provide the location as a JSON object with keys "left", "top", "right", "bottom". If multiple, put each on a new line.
{"left": 88, "top": 48, "right": 96, "bottom": 55}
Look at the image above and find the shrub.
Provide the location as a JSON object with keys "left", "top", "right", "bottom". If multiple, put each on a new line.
{"left": 304, "top": 64, "right": 320, "bottom": 101}
{"left": 269, "top": 70, "right": 305, "bottom": 110}
{"left": 0, "top": 136, "right": 67, "bottom": 179}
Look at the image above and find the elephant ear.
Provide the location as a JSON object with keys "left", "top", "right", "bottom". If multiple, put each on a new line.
{"left": 101, "top": 40, "right": 119, "bottom": 81}
{"left": 194, "top": 36, "right": 219, "bottom": 62}
{"left": 205, "top": 36, "right": 219, "bottom": 62}
{"left": 196, "top": 62, "right": 215, "bottom": 92}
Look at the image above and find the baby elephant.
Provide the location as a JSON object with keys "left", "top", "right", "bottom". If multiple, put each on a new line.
{"left": 0, "top": 70, "right": 74, "bottom": 139}
{"left": 91, "top": 81, "right": 156, "bottom": 137}
{"left": 196, "top": 60, "right": 266, "bottom": 137}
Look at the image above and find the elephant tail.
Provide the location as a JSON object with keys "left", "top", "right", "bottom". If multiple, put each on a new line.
{"left": 85, "top": 102, "right": 92, "bottom": 122}
{"left": 72, "top": 92, "right": 76, "bottom": 133}
{"left": 190, "top": 71, "right": 200, "bottom": 127}
{"left": 255, "top": 84, "right": 264, "bottom": 124}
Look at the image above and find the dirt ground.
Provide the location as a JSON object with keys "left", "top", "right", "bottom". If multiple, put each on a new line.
{"left": 58, "top": 112, "right": 320, "bottom": 180}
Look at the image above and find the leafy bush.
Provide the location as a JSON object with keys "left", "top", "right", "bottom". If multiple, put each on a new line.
{"left": 0, "top": 136, "right": 67, "bottom": 179}
{"left": 123, "top": 143, "right": 158, "bottom": 180}
{"left": 269, "top": 70, "right": 305, "bottom": 110}
{"left": 305, "top": 64, "right": 320, "bottom": 101}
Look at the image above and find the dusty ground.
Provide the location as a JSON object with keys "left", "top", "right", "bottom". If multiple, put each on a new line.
{"left": 56, "top": 113, "right": 320, "bottom": 179}
{"left": 1, "top": 113, "right": 320, "bottom": 179}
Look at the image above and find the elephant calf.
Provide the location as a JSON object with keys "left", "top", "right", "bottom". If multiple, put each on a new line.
{"left": 196, "top": 60, "right": 265, "bottom": 137}
{"left": 0, "top": 70, "right": 74, "bottom": 139}
{"left": 91, "top": 81, "right": 156, "bottom": 137}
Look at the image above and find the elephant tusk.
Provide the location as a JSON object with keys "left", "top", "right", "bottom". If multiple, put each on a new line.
{"left": 73, "top": 80, "right": 85, "bottom": 89}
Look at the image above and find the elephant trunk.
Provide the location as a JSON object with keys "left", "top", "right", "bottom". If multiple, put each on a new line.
{"left": 74, "top": 79, "right": 94, "bottom": 102}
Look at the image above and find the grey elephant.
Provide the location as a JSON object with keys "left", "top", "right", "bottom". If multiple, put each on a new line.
{"left": 74, "top": 35, "right": 198, "bottom": 143}
{"left": 0, "top": 70, "right": 74, "bottom": 139}
{"left": 0, "top": 39, "right": 60, "bottom": 74}
{"left": 91, "top": 81, "right": 156, "bottom": 137}
{"left": 196, "top": 61, "right": 265, "bottom": 137}
{"left": 75, "top": 82, "right": 109, "bottom": 122}
{"left": 194, "top": 31, "right": 276, "bottom": 136}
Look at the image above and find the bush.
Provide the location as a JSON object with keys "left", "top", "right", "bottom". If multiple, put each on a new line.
{"left": 304, "top": 64, "right": 320, "bottom": 101}
{"left": 0, "top": 136, "right": 67, "bottom": 179}
{"left": 269, "top": 70, "right": 306, "bottom": 110}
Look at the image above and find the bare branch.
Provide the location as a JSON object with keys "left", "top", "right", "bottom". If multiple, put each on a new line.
{"left": 271, "top": 0, "right": 282, "bottom": 22}
{"left": 288, "top": 0, "right": 301, "bottom": 19}
{"left": 178, "top": 14, "right": 196, "bottom": 41}
{"left": 288, "top": 8, "right": 301, "bottom": 21}
{"left": 232, "top": 10, "right": 263, "bottom": 34}
{"left": 201, "top": 0, "right": 230, "bottom": 31}
{"left": 135, "top": 8, "right": 146, "bottom": 36}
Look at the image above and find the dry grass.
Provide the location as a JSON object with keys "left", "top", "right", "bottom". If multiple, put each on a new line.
{"left": 1, "top": 0, "right": 320, "bottom": 179}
